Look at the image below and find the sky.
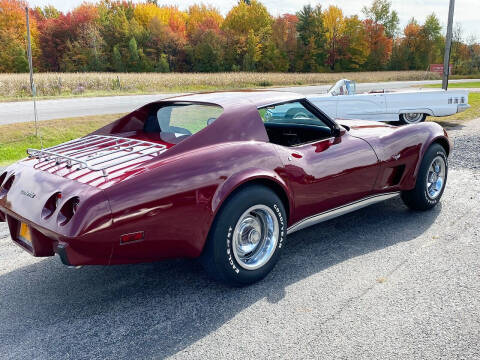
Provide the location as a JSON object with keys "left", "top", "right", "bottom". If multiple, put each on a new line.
{"left": 26, "top": 0, "right": 480, "bottom": 41}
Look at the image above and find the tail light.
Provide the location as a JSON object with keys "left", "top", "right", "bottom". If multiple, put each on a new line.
{"left": 57, "top": 197, "right": 80, "bottom": 226}
{"left": 42, "top": 192, "right": 62, "bottom": 219}
{"left": 0, "top": 175, "right": 15, "bottom": 196}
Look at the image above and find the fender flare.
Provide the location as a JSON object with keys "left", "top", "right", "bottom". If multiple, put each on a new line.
{"left": 211, "top": 168, "right": 294, "bottom": 224}
{"left": 406, "top": 132, "right": 451, "bottom": 189}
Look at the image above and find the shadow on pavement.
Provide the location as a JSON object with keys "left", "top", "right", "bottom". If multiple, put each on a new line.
{"left": 0, "top": 197, "right": 440, "bottom": 359}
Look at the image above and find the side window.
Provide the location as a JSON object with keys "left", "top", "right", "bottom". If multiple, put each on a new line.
{"left": 259, "top": 101, "right": 333, "bottom": 147}
{"left": 259, "top": 101, "right": 328, "bottom": 127}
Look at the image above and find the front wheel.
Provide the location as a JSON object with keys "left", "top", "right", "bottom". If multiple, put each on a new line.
{"left": 201, "top": 185, "right": 287, "bottom": 286}
{"left": 401, "top": 144, "right": 448, "bottom": 210}
{"left": 399, "top": 113, "right": 427, "bottom": 125}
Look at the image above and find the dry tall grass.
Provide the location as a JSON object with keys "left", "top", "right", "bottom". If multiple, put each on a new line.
{"left": 0, "top": 71, "right": 440, "bottom": 99}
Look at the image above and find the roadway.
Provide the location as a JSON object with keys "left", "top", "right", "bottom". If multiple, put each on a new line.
{"left": 0, "top": 78, "right": 478, "bottom": 125}
{"left": 1, "top": 118, "right": 479, "bottom": 359}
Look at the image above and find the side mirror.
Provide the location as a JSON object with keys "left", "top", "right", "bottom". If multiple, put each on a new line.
{"left": 332, "top": 127, "right": 341, "bottom": 137}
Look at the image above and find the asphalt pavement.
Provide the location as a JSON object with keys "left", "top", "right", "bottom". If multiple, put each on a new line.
{"left": 1, "top": 78, "right": 478, "bottom": 125}
{"left": 0, "top": 118, "right": 479, "bottom": 359}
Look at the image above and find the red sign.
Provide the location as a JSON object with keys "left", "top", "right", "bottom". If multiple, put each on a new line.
{"left": 430, "top": 64, "right": 453, "bottom": 74}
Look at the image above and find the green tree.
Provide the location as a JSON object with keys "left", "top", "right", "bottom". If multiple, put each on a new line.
{"left": 128, "top": 37, "right": 140, "bottom": 71}
{"left": 12, "top": 46, "right": 29, "bottom": 72}
{"left": 296, "top": 5, "right": 326, "bottom": 71}
{"left": 112, "top": 44, "right": 124, "bottom": 72}
{"left": 422, "top": 13, "right": 443, "bottom": 64}
{"left": 156, "top": 53, "right": 170, "bottom": 72}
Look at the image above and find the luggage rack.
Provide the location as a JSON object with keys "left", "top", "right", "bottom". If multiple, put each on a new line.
{"left": 27, "top": 135, "right": 168, "bottom": 177}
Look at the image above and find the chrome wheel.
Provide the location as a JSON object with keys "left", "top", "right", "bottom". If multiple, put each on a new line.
{"left": 426, "top": 155, "right": 446, "bottom": 199}
{"left": 232, "top": 205, "right": 279, "bottom": 270}
{"left": 402, "top": 113, "right": 424, "bottom": 124}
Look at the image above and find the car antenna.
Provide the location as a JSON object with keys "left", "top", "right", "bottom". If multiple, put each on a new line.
{"left": 25, "top": 7, "right": 43, "bottom": 149}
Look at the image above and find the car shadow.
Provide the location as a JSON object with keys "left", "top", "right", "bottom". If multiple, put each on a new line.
{"left": 0, "top": 197, "right": 440, "bottom": 359}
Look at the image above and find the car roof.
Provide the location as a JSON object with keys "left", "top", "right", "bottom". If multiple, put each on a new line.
{"left": 162, "top": 90, "right": 306, "bottom": 109}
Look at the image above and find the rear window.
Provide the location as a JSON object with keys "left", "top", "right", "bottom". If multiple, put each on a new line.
{"left": 146, "top": 103, "right": 223, "bottom": 136}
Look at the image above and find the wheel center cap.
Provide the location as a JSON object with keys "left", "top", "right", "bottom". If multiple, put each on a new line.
{"left": 249, "top": 229, "right": 261, "bottom": 245}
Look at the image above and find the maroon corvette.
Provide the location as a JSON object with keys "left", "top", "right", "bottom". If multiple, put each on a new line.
{"left": 0, "top": 91, "right": 451, "bottom": 285}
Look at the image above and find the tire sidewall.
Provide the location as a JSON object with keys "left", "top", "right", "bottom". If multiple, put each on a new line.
{"left": 419, "top": 146, "right": 448, "bottom": 207}
{"left": 212, "top": 186, "right": 287, "bottom": 285}
{"left": 400, "top": 113, "right": 426, "bottom": 125}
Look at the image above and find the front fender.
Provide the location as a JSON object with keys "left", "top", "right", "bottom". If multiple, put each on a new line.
{"left": 406, "top": 123, "right": 451, "bottom": 189}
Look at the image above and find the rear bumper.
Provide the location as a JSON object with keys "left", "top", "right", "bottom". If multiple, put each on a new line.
{"left": 457, "top": 104, "right": 470, "bottom": 113}
{"left": 0, "top": 208, "right": 112, "bottom": 266}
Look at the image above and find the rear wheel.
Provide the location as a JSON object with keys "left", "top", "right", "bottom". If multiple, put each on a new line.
{"left": 401, "top": 144, "right": 448, "bottom": 210}
{"left": 399, "top": 113, "right": 426, "bottom": 125}
{"left": 201, "top": 185, "right": 287, "bottom": 286}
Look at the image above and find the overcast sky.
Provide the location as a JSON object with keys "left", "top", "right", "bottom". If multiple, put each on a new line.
{"left": 27, "top": 0, "right": 479, "bottom": 41}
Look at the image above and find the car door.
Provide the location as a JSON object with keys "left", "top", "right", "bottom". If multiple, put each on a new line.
{"left": 336, "top": 93, "right": 387, "bottom": 120}
{"left": 263, "top": 101, "right": 380, "bottom": 225}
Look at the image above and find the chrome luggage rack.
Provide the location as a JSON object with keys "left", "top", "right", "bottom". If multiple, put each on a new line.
{"left": 27, "top": 135, "right": 168, "bottom": 177}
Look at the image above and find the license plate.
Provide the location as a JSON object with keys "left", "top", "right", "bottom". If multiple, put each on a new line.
{"left": 18, "top": 222, "right": 32, "bottom": 244}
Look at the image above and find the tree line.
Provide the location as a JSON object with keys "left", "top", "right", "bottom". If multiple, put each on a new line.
{"left": 0, "top": 0, "right": 479, "bottom": 74}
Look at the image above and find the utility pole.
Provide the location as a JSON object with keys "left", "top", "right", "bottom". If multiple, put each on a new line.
{"left": 25, "top": 7, "right": 41, "bottom": 142}
{"left": 442, "top": 0, "right": 455, "bottom": 90}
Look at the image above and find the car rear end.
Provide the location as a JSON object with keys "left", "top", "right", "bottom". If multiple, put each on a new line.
{"left": 0, "top": 162, "right": 114, "bottom": 265}
{"left": 0, "top": 134, "right": 168, "bottom": 265}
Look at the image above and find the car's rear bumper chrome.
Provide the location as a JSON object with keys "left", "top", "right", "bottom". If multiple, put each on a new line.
{"left": 287, "top": 192, "right": 400, "bottom": 234}
{"left": 457, "top": 104, "right": 470, "bottom": 113}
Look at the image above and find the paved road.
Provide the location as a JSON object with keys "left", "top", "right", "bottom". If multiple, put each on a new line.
{"left": 0, "top": 119, "right": 479, "bottom": 359}
{"left": 1, "top": 78, "right": 478, "bottom": 125}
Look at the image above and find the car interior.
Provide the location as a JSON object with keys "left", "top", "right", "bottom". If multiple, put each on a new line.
{"left": 259, "top": 101, "right": 334, "bottom": 147}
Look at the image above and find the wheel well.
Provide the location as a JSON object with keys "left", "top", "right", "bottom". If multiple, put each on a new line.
{"left": 431, "top": 138, "right": 450, "bottom": 156}
{"left": 228, "top": 178, "right": 291, "bottom": 222}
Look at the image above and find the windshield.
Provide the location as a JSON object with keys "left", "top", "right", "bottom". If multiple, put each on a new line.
{"left": 328, "top": 79, "right": 356, "bottom": 96}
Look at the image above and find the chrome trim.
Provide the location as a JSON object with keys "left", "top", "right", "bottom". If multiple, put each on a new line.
{"left": 27, "top": 135, "right": 167, "bottom": 177}
{"left": 287, "top": 192, "right": 400, "bottom": 234}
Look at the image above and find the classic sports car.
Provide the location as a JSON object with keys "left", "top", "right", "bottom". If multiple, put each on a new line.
{"left": 307, "top": 79, "right": 470, "bottom": 124}
{"left": 0, "top": 91, "right": 452, "bottom": 286}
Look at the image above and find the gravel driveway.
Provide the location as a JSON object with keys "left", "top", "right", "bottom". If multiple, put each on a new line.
{"left": 0, "top": 119, "right": 479, "bottom": 360}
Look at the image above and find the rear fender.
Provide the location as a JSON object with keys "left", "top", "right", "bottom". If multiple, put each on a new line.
{"left": 211, "top": 168, "right": 294, "bottom": 224}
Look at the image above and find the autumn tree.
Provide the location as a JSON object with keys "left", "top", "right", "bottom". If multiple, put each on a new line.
{"left": 271, "top": 14, "right": 298, "bottom": 71}
{"left": 341, "top": 15, "right": 369, "bottom": 70}
{"left": 362, "top": 0, "right": 399, "bottom": 38}
{"left": 323, "top": 5, "right": 348, "bottom": 70}
{"left": 0, "top": 0, "right": 41, "bottom": 72}
{"left": 222, "top": 0, "right": 273, "bottom": 71}
{"left": 363, "top": 19, "right": 393, "bottom": 70}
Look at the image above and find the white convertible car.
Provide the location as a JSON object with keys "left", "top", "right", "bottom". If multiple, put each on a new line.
{"left": 307, "top": 79, "right": 470, "bottom": 124}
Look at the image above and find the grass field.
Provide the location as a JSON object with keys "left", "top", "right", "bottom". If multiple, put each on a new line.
{"left": 424, "top": 81, "right": 480, "bottom": 88}
{"left": 1, "top": 92, "right": 478, "bottom": 166}
{"left": 0, "top": 114, "right": 123, "bottom": 166}
{"left": 0, "top": 71, "right": 441, "bottom": 101}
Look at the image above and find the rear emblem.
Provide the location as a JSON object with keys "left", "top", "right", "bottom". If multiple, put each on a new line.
{"left": 20, "top": 190, "right": 36, "bottom": 199}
